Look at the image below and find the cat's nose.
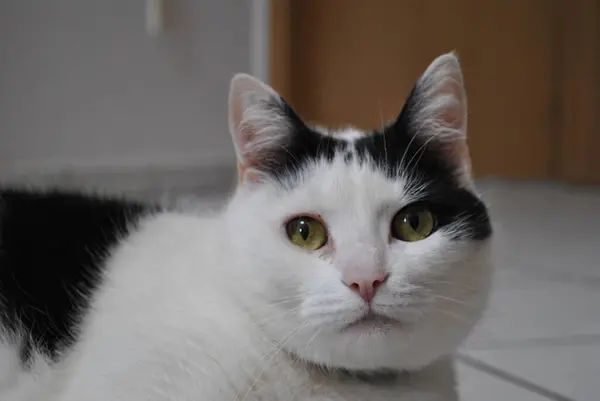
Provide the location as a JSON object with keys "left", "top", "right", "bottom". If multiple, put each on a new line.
{"left": 343, "top": 273, "right": 389, "bottom": 303}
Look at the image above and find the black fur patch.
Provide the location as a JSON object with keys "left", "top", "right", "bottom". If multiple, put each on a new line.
{"left": 0, "top": 188, "right": 154, "bottom": 364}
{"left": 260, "top": 91, "right": 491, "bottom": 241}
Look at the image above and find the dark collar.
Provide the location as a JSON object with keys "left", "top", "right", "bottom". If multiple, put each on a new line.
{"left": 289, "top": 353, "right": 408, "bottom": 385}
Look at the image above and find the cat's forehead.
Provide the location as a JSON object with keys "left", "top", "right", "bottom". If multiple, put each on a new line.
{"left": 271, "top": 125, "right": 435, "bottom": 213}
{"left": 311, "top": 126, "right": 371, "bottom": 158}
{"left": 314, "top": 126, "right": 366, "bottom": 165}
{"left": 281, "top": 153, "right": 423, "bottom": 214}
{"left": 265, "top": 120, "right": 455, "bottom": 199}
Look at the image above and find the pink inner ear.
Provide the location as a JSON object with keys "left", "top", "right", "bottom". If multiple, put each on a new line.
{"left": 233, "top": 111, "right": 252, "bottom": 176}
{"left": 417, "top": 63, "right": 472, "bottom": 183}
{"left": 237, "top": 162, "right": 248, "bottom": 183}
{"left": 232, "top": 104, "right": 243, "bottom": 137}
{"left": 436, "top": 76, "right": 466, "bottom": 131}
{"left": 238, "top": 164, "right": 264, "bottom": 184}
{"left": 232, "top": 97, "right": 262, "bottom": 173}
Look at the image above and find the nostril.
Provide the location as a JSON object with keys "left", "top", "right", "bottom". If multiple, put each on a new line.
{"left": 349, "top": 282, "right": 360, "bottom": 291}
{"left": 372, "top": 274, "right": 389, "bottom": 289}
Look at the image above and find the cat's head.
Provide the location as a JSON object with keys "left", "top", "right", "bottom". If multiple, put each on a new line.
{"left": 225, "top": 52, "right": 492, "bottom": 372}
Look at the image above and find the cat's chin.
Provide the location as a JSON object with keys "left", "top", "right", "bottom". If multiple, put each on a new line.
{"left": 275, "top": 306, "right": 475, "bottom": 372}
{"left": 342, "top": 312, "right": 401, "bottom": 332}
{"left": 279, "top": 325, "right": 428, "bottom": 372}
{"left": 340, "top": 311, "right": 402, "bottom": 333}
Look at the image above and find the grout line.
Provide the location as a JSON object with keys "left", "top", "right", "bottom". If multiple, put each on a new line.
{"left": 463, "top": 333, "right": 600, "bottom": 351}
{"left": 456, "top": 353, "right": 575, "bottom": 401}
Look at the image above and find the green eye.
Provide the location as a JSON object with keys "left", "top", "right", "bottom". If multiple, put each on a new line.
{"left": 391, "top": 205, "right": 437, "bottom": 242}
{"left": 285, "top": 216, "right": 328, "bottom": 250}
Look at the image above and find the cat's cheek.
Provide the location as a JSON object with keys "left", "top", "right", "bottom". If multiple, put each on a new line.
{"left": 389, "top": 233, "right": 465, "bottom": 270}
{"left": 296, "top": 267, "right": 361, "bottom": 326}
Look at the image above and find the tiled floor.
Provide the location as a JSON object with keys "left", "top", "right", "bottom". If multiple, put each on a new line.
{"left": 456, "top": 180, "right": 600, "bottom": 401}
{"left": 133, "top": 179, "right": 600, "bottom": 401}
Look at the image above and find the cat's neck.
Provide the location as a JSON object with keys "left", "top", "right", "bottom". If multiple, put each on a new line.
{"left": 287, "top": 352, "right": 406, "bottom": 385}
{"left": 268, "top": 353, "right": 459, "bottom": 400}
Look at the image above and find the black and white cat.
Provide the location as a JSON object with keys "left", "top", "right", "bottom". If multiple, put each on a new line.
{"left": 0, "top": 52, "right": 492, "bottom": 400}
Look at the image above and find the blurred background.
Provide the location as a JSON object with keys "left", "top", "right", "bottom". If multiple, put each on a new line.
{"left": 0, "top": 1, "right": 599, "bottom": 400}
{"left": 270, "top": 0, "right": 599, "bottom": 184}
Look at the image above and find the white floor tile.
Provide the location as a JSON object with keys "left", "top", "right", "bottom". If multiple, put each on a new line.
{"left": 479, "top": 181, "right": 600, "bottom": 279}
{"left": 462, "top": 344, "right": 600, "bottom": 401}
{"left": 456, "top": 363, "right": 550, "bottom": 401}
{"left": 464, "top": 267, "right": 600, "bottom": 348}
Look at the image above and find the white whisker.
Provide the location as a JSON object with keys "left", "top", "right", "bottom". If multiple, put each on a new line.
{"left": 238, "top": 320, "right": 307, "bottom": 401}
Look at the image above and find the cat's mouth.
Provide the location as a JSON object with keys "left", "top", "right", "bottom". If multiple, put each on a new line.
{"left": 342, "top": 312, "right": 399, "bottom": 332}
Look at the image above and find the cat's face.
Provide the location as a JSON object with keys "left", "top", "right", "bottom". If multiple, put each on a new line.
{"left": 225, "top": 52, "right": 492, "bottom": 371}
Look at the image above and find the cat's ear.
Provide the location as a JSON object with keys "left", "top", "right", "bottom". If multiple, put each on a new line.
{"left": 228, "top": 73, "right": 301, "bottom": 185}
{"left": 395, "top": 52, "right": 472, "bottom": 186}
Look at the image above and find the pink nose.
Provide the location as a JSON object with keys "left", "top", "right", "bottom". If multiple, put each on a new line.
{"left": 343, "top": 274, "right": 389, "bottom": 303}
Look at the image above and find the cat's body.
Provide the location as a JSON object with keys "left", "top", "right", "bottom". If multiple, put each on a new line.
{"left": 0, "top": 193, "right": 459, "bottom": 400}
{"left": 0, "top": 53, "right": 492, "bottom": 400}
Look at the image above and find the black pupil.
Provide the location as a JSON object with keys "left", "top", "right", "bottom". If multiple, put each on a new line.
{"left": 406, "top": 213, "right": 420, "bottom": 230}
{"left": 297, "top": 220, "right": 310, "bottom": 240}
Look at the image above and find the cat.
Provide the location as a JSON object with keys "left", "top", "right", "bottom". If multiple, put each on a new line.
{"left": 0, "top": 52, "right": 492, "bottom": 401}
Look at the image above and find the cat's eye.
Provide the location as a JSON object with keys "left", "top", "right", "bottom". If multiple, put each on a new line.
{"left": 391, "top": 205, "right": 437, "bottom": 242}
{"left": 285, "top": 216, "right": 328, "bottom": 250}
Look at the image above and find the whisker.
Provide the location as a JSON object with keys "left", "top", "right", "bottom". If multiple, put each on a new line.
{"left": 304, "top": 328, "right": 323, "bottom": 350}
{"left": 431, "top": 294, "right": 473, "bottom": 307}
{"left": 252, "top": 306, "right": 301, "bottom": 327}
{"left": 419, "top": 280, "right": 479, "bottom": 292}
{"left": 405, "top": 125, "right": 445, "bottom": 171}
{"left": 398, "top": 122, "right": 423, "bottom": 172}
{"left": 239, "top": 320, "right": 307, "bottom": 401}
{"left": 379, "top": 101, "right": 389, "bottom": 168}
{"left": 428, "top": 307, "right": 475, "bottom": 325}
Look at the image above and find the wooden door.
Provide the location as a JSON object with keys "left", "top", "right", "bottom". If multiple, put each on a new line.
{"left": 270, "top": 0, "right": 600, "bottom": 182}
{"left": 557, "top": 0, "right": 600, "bottom": 184}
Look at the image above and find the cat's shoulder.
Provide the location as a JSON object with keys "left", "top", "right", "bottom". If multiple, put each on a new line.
{"left": 0, "top": 186, "right": 157, "bottom": 363}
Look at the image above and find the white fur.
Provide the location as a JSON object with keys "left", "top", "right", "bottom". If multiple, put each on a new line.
{"left": 224, "top": 154, "right": 491, "bottom": 374}
{"left": 0, "top": 52, "right": 492, "bottom": 400}
{"left": 0, "top": 168, "right": 490, "bottom": 400}
{"left": 328, "top": 127, "right": 365, "bottom": 142}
